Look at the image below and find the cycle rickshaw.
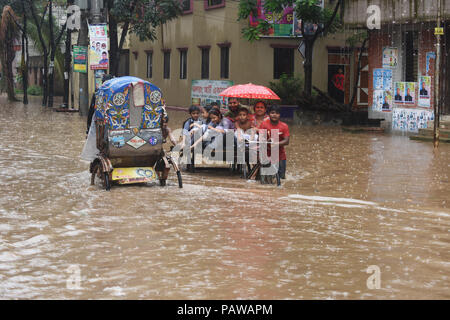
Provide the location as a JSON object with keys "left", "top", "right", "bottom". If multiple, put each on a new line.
{"left": 86, "top": 76, "right": 182, "bottom": 190}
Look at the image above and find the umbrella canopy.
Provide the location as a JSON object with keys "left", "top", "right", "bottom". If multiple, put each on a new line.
{"left": 219, "top": 83, "right": 280, "bottom": 100}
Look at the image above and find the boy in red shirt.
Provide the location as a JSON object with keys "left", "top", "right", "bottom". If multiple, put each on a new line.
{"left": 258, "top": 105, "right": 290, "bottom": 179}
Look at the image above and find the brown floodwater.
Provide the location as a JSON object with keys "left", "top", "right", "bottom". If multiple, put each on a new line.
{"left": 0, "top": 96, "right": 449, "bottom": 299}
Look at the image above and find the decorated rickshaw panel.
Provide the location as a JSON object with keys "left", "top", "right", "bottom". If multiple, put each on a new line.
{"left": 142, "top": 83, "right": 164, "bottom": 129}
{"left": 94, "top": 78, "right": 165, "bottom": 131}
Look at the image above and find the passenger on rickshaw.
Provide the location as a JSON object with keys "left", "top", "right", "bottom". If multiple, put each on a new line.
{"left": 190, "top": 109, "right": 225, "bottom": 150}
{"left": 252, "top": 100, "right": 270, "bottom": 128}
{"left": 258, "top": 105, "right": 290, "bottom": 179}
{"left": 200, "top": 105, "right": 211, "bottom": 125}
{"left": 179, "top": 105, "right": 203, "bottom": 150}
{"left": 234, "top": 107, "right": 257, "bottom": 143}
{"left": 210, "top": 103, "right": 234, "bottom": 130}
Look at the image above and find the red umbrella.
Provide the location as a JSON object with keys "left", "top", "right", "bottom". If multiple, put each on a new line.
{"left": 219, "top": 83, "right": 280, "bottom": 100}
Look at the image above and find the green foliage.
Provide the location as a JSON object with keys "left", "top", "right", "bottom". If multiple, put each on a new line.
{"left": 110, "top": 0, "right": 183, "bottom": 42}
{"left": 269, "top": 73, "right": 304, "bottom": 105}
{"left": 238, "top": 0, "right": 258, "bottom": 21}
{"left": 238, "top": 0, "right": 342, "bottom": 41}
{"left": 241, "top": 20, "right": 272, "bottom": 42}
{"left": 27, "top": 85, "right": 43, "bottom": 96}
{"left": 346, "top": 30, "right": 368, "bottom": 48}
{"left": 15, "top": 72, "right": 22, "bottom": 86}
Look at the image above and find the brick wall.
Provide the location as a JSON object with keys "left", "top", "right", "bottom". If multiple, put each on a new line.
{"left": 368, "top": 28, "right": 437, "bottom": 110}
{"left": 367, "top": 30, "right": 392, "bottom": 108}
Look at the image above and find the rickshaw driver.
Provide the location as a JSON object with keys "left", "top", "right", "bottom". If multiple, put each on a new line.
{"left": 86, "top": 74, "right": 115, "bottom": 135}
{"left": 259, "top": 105, "right": 290, "bottom": 179}
{"left": 224, "top": 98, "right": 240, "bottom": 122}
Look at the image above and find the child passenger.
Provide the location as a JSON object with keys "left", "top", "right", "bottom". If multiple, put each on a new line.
{"left": 234, "top": 107, "right": 256, "bottom": 142}
{"left": 181, "top": 105, "right": 202, "bottom": 148}
{"left": 200, "top": 105, "right": 211, "bottom": 125}
{"left": 191, "top": 109, "right": 225, "bottom": 150}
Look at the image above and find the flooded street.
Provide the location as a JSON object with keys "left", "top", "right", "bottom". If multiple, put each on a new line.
{"left": 0, "top": 96, "right": 449, "bottom": 299}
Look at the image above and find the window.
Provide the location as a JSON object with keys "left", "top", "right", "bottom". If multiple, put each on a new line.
{"left": 146, "top": 51, "right": 153, "bottom": 78}
{"left": 180, "top": 50, "right": 187, "bottom": 79}
{"left": 403, "top": 31, "right": 418, "bottom": 82}
{"left": 182, "top": 0, "right": 193, "bottom": 13}
{"left": 201, "top": 48, "right": 210, "bottom": 79}
{"left": 273, "top": 47, "right": 294, "bottom": 79}
{"left": 205, "top": 0, "right": 225, "bottom": 10}
{"left": 220, "top": 46, "right": 229, "bottom": 79}
{"left": 163, "top": 51, "right": 171, "bottom": 79}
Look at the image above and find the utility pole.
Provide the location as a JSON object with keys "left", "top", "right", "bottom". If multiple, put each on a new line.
{"left": 91, "top": 0, "right": 102, "bottom": 24}
{"left": 434, "top": 0, "right": 442, "bottom": 148}
{"left": 62, "top": 0, "right": 74, "bottom": 109}
{"left": 78, "top": 8, "right": 89, "bottom": 116}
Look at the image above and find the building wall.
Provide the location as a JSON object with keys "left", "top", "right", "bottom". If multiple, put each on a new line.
{"left": 344, "top": 0, "right": 450, "bottom": 26}
{"left": 128, "top": 1, "right": 347, "bottom": 108}
{"left": 367, "top": 24, "right": 440, "bottom": 127}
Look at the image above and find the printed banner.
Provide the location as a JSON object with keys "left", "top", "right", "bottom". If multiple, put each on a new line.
{"left": 89, "top": 24, "right": 108, "bottom": 70}
{"left": 404, "top": 82, "right": 416, "bottom": 105}
{"left": 372, "top": 69, "right": 392, "bottom": 112}
{"left": 250, "top": 0, "right": 323, "bottom": 37}
{"left": 394, "top": 82, "right": 405, "bottom": 104}
{"left": 382, "top": 47, "right": 398, "bottom": 69}
{"left": 392, "top": 108, "right": 434, "bottom": 133}
{"left": 73, "top": 46, "right": 87, "bottom": 73}
{"left": 418, "top": 76, "right": 431, "bottom": 108}
{"left": 94, "top": 70, "right": 106, "bottom": 90}
{"left": 426, "top": 52, "right": 436, "bottom": 76}
{"left": 191, "top": 80, "right": 234, "bottom": 108}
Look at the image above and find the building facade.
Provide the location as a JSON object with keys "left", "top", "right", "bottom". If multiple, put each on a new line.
{"left": 128, "top": 0, "right": 355, "bottom": 108}
{"left": 344, "top": 0, "right": 450, "bottom": 132}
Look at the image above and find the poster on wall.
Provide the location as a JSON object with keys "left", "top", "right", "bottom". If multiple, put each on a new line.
{"left": 249, "top": 0, "right": 293, "bottom": 37}
{"left": 73, "top": 46, "right": 87, "bottom": 73}
{"left": 426, "top": 52, "right": 436, "bottom": 76}
{"left": 94, "top": 70, "right": 106, "bottom": 90}
{"left": 88, "top": 24, "right": 109, "bottom": 70}
{"left": 251, "top": 0, "right": 323, "bottom": 37}
{"left": 372, "top": 68, "right": 392, "bottom": 112}
{"left": 394, "top": 82, "right": 405, "bottom": 104}
{"left": 418, "top": 76, "right": 431, "bottom": 108}
{"left": 382, "top": 90, "right": 392, "bottom": 111}
{"left": 191, "top": 80, "right": 234, "bottom": 108}
{"left": 392, "top": 108, "right": 434, "bottom": 133}
{"left": 404, "top": 82, "right": 416, "bottom": 104}
{"left": 382, "top": 47, "right": 398, "bottom": 69}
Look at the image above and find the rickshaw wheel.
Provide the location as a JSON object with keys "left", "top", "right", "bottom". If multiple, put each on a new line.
{"left": 103, "top": 172, "right": 111, "bottom": 191}
{"left": 177, "top": 171, "right": 183, "bottom": 188}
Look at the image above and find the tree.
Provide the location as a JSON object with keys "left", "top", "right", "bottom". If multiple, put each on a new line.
{"left": 346, "top": 30, "right": 368, "bottom": 109}
{"left": 1, "top": 0, "right": 30, "bottom": 104}
{"left": 238, "top": 0, "right": 342, "bottom": 97}
{"left": 0, "top": 5, "right": 19, "bottom": 102}
{"left": 20, "top": 0, "right": 29, "bottom": 105}
{"left": 26, "top": 0, "right": 66, "bottom": 108}
{"left": 47, "top": 0, "right": 67, "bottom": 109}
{"left": 106, "top": 0, "right": 183, "bottom": 76}
{"left": 27, "top": 0, "right": 49, "bottom": 106}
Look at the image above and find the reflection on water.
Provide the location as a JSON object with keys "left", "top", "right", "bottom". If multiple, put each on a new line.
{"left": 0, "top": 96, "right": 449, "bottom": 299}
